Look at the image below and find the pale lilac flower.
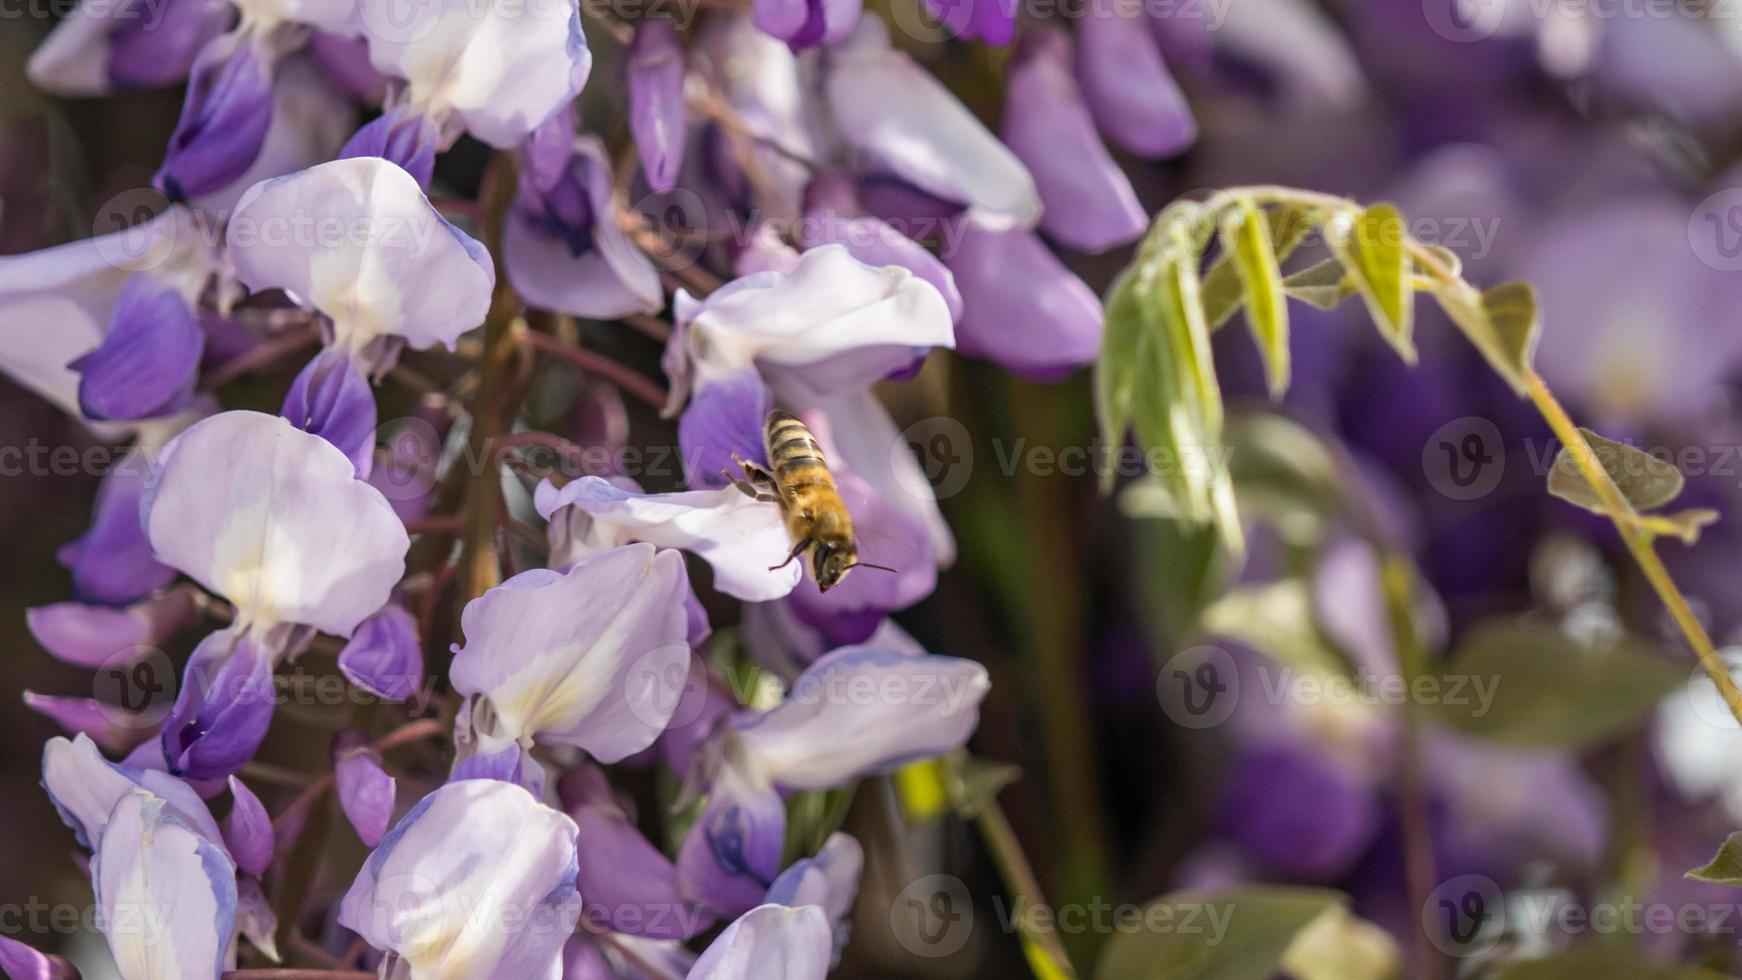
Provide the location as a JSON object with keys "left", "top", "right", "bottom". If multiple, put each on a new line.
{"left": 334, "top": 730, "right": 396, "bottom": 847}
{"left": 41, "top": 733, "right": 223, "bottom": 851}
{"left": 338, "top": 603, "right": 425, "bottom": 703}
{"left": 692, "top": 15, "right": 822, "bottom": 224}
{"left": 765, "top": 833, "right": 862, "bottom": 961}
{"left": 661, "top": 244, "right": 954, "bottom": 413}
{"left": 356, "top": 0, "right": 591, "bottom": 149}
{"left": 227, "top": 157, "right": 495, "bottom": 360}
{"left": 94, "top": 789, "right": 238, "bottom": 980}
{"left": 1002, "top": 27, "right": 1146, "bottom": 253}
{"left": 144, "top": 411, "right": 409, "bottom": 636}
{"left": 686, "top": 904, "right": 831, "bottom": 980}
{"left": 628, "top": 21, "right": 687, "bottom": 192}
{"left": 535, "top": 476, "right": 801, "bottom": 601}
{"left": 800, "top": 173, "right": 964, "bottom": 323}
{"left": 449, "top": 543, "right": 691, "bottom": 763}
{"left": 503, "top": 133, "right": 663, "bottom": 320}
{"left": 678, "top": 646, "right": 988, "bottom": 915}
{"left": 23, "top": 693, "right": 152, "bottom": 755}
{"left": 825, "top": 17, "right": 1039, "bottom": 229}
{"left": 338, "top": 778, "right": 582, "bottom": 980}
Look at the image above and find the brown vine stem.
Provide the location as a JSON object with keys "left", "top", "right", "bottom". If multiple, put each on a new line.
{"left": 459, "top": 153, "right": 526, "bottom": 601}
{"left": 1376, "top": 554, "right": 1440, "bottom": 980}
{"left": 270, "top": 719, "right": 445, "bottom": 832}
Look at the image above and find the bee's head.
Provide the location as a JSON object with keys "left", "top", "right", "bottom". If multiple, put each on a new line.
{"left": 811, "top": 540, "right": 858, "bottom": 592}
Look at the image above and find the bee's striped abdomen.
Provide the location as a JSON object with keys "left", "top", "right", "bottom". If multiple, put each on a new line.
{"left": 765, "top": 411, "right": 833, "bottom": 492}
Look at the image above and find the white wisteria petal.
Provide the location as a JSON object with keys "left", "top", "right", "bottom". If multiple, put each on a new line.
{"left": 686, "top": 904, "right": 831, "bottom": 980}
{"left": 93, "top": 789, "right": 237, "bottom": 980}
{"left": 143, "top": 411, "right": 409, "bottom": 636}
{"left": 227, "top": 157, "right": 494, "bottom": 352}
{"left": 449, "top": 543, "right": 691, "bottom": 761}
{"left": 535, "top": 477, "right": 801, "bottom": 601}
{"left": 668, "top": 244, "right": 953, "bottom": 404}
{"left": 41, "top": 733, "right": 222, "bottom": 850}
{"left": 358, "top": 0, "right": 591, "bottom": 148}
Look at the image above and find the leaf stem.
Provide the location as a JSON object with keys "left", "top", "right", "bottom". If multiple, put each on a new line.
{"left": 952, "top": 765, "right": 1079, "bottom": 979}
{"left": 1523, "top": 371, "right": 1742, "bottom": 726}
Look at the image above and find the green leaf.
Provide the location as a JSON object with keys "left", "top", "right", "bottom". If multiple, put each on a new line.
{"left": 1548, "top": 428, "right": 1685, "bottom": 513}
{"left": 1280, "top": 259, "right": 1354, "bottom": 310}
{"left": 1414, "top": 242, "right": 1462, "bottom": 279}
{"left": 1094, "top": 887, "right": 1342, "bottom": 980}
{"left": 1094, "top": 263, "right": 1153, "bottom": 494}
{"left": 1433, "top": 281, "right": 1540, "bottom": 395}
{"left": 1221, "top": 199, "right": 1291, "bottom": 397}
{"left": 1202, "top": 205, "right": 1315, "bottom": 330}
{"left": 1687, "top": 831, "right": 1742, "bottom": 887}
{"left": 1327, "top": 204, "right": 1415, "bottom": 361}
{"left": 1492, "top": 947, "right": 1730, "bottom": 980}
{"left": 1429, "top": 618, "right": 1683, "bottom": 748}
{"left": 944, "top": 754, "right": 1022, "bottom": 820}
{"left": 1223, "top": 413, "right": 1346, "bottom": 546}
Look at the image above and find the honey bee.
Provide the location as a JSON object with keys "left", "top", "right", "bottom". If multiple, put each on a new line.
{"left": 726, "top": 410, "right": 897, "bottom": 592}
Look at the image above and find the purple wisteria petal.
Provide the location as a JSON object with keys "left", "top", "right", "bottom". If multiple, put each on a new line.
{"left": 677, "top": 751, "right": 787, "bottom": 916}
{"left": 735, "top": 646, "right": 989, "bottom": 789}
{"left": 307, "top": 30, "right": 387, "bottom": 103}
{"left": 629, "top": 21, "right": 687, "bottom": 193}
{"left": 224, "top": 775, "right": 274, "bottom": 877}
{"left": 227, "top": 158, "right": 495, "bottom": 353}
{"left": 156, "top": 32, "right": 276, "bottom": 202}
{"left": 535, "top": 476, "right": 802, "bottom": 601}
{"left": 693, "top": 14, "right": 821, "bottom": 223}
{"left": 1077, "top": 0, "right": 1195, "bottom": 159}
{"left": 236, "top": 876, "right": 281, "bottom": 962}
{"left": 160, "top": 627, "right": 277, "bottom": 779}
{"left": 0, "top": 933, "right": 79, "bottom": 980}
{"left": 664, "top": 244, "right": 953, "bottom": 409}
{"left": 677, "top": 368, "right": 772, "bottom": 490}
{"left": 357, "top": 0, "right": 591, "bottom": 149}
{"left": 450, "top": 544, "right": 691, "bottom": 761}
{"left": 686, "top": 904, "right": 832, "bottom": 980}
{"left": 70, "top": 277, "right": 203, "bottom": 421}
{"left": 22, "top": 694, "right": 150, "bottom": 756}
{"left": 1216, "top": 0, "right": 1363, "bottom": 109}
{"left": 1218, "top": 743, "right": 1381, "bottom": 881}
{"left": 191, "top": 54, "right": 359, "bottom": 215}
{"left": 94, "top": 790, "right": 237, "bottom": 980}
{"left": 338, "top": 779, "right": 582, "bottom": 980}
{"left": 67, "top": 456, "right": 177, "bottom": 606}
{"left": 753, "top": 0, "right": 861, "bottom": 49}
{"left": 282, "top": 348, "right": 377, "bottom": 476}
{"left": 656, "top": 656, "right": 734, "bottom": 776}
{"left": 338, "top": 604, "right": 423, "bottom": 703}
{"left": 449, "top": 735, "right": 548, "bottom": 797}
{"left": 918, "top": 0, "right": 1014, "bottom": 45}
{"left": 825, "top": 18, "right": 1039, "bottom": 228}
{"left": 1002, "top": 28, "right": 1145, "bottom": 253}
{"left": 41, "top": 733, "right": 222, "bottom": 851}
{"left": 27, "top": 589, "right": 196, "bottom": 670}
{"left": 564, "top": 764, "right": 711, "bottom": 940}
{"left": 945, "top": 217, "right": 1104, "bottom": 379}
{"left": 334, "top": 730, "right": 395, "bottom": 847}
{"left": 505, "top": 135, "right": 662, "bottom": 320}
{"left": 27, "top": 0, "right": 227, "bottom": 96}
{"left": 143, "top": 411, "right": 410, "bottom": 635}
{"left": 339, "top": 107, "right": 440, "bottom": 190}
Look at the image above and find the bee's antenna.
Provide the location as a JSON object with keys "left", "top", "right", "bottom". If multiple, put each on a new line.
{"left": 854, "top": 562, "right": 900, "bottom": 574}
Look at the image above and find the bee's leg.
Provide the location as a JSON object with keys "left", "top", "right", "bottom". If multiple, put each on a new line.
{"left": 768, "top": 538, "right": 809, "bottom": 571}
{"left": 727, "top": 453, "right": 781, "bottom": 502}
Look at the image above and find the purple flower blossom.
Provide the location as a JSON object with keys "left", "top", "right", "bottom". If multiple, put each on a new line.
{"left": 94, "top": 790, "right": 238, "bottom": 980}
{"left": 334, "top": 730, "right": 396, "bottom": 847}
{"left": 628, "top": 21, "right": 688, "bottom": 191}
